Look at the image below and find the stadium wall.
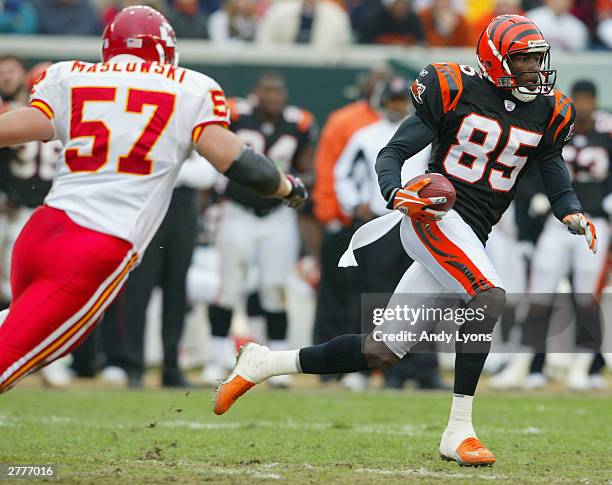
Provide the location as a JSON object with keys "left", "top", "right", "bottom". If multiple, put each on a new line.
{"left": 3, "top": 36, "right": 612, "bottom": 122}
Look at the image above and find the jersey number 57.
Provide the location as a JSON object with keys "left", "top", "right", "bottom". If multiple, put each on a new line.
{"left": 66, "top": 87, "right": 175, "bottom": 175}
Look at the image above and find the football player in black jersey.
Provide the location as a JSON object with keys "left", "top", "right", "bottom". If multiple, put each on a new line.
{"left": 0, "top": 60, "right": 61, "bottom": 309}
{"left": 214, "top": 15, "right": 598, "bottom": 466}
{"left": 202, "top": 72, "right": 317, "bottom": 387}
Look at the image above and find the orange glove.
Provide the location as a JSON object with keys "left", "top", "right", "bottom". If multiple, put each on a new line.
{"left": 389, "top": 178, "right": 447, "bottom": 223}
{"left": 563, "top": 212, "right": 597, "bottom": 254}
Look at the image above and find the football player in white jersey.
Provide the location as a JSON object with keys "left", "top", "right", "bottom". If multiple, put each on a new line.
{"left": 0, "top": 6, "right": 307, "bottom": 393}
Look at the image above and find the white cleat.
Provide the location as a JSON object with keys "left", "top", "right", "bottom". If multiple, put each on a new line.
{"left": 99, "top": 366, "right": 128, "bottom": 386}
{"left": 200, "top": 364, "right": 227, "bottom": 387}
{"left": 214, "top": 343, "right": 272, "bottom": 415}
{"left": 523, "top": 372, "right": 547, "bottom": 390}
{"left": 567, "top": 369, "right": 590, "bottom": 392}
{"left": 268, "top": 374, "right": 292, "bottom": 389}
{"left": 483, "top": 353, "right": 510, "bottom": 375}
{"left": 567, "top": 353, "right": 595, "bottom": 392}
{"left": 40, "top": 359, "right": 73, "bottom": 389}
{"left": 341, "top": 373, "right": 369, "bottom": 392}
{"left": 589, "top": 374, "right": 606, "bottom": 390}
{"left": 439, "top": 427, "right": 496, "bottom": 466}
{"left": 489, "top": 354, "right": 531, "bottom": 390}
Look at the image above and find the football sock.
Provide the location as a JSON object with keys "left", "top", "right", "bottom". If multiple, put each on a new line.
{"left": 529, "top": 352, "right": 545, "bottom": 374}
{"left": 445, "top": 394, "right": 475, "bottom": 437}
{"left": 453, "top": 288, "right": 503, "bottom": 396}
{"left": 210, "top": 336, "right": 235, "bottom": 369}
{"left": 209, "top": 305, "right": 232, "bottom": 337}
{"left": 453, "top": 352, "right": 488, "bottom": 395}
{"left": 260, "top": 348, "right": 300, "bottom": 376}
{"left": 266, "top": 311, "right": 288, "bottom": 341}
{"left": 589, "top": 352, "right": 606, "bottom": 375}
{"left": 298, "top": 334, "right": 371, "bottom": 374}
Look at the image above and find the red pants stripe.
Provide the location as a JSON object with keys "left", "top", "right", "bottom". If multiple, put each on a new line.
{"left": 0, "top": 206, "right": 136, "bottom": 392}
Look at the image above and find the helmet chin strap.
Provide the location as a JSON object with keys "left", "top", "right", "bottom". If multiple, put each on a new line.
{"left": 511, "top": 88, "right": 538, "bottom": 103}
{"left": 155, "top": 43, "right": 166, "bottom": 64}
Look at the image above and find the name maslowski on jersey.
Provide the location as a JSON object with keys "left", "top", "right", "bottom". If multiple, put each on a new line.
{"left": 29, "top": 59, "right": 230, "bottom": 254}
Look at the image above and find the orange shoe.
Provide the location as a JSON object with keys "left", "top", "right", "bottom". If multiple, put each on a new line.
{"left": 213, "top": 343, "right": 270, "bottom": 415}
{"left": 214, "top": 373, "right": 255, "bottom": 415}
{"left": 440, "top": 436, "right": 496, "bottom": 466}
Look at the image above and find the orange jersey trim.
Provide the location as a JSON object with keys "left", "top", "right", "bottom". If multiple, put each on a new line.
{"left": 432, "top": 63, "right": 464, "bottom": 113}
{"left": 192, "top": 120, "right": 229, "bottom": 143}
{"left": 548, "top": 91, "right": 573, "bottom": 141}
{"left": 30, "top": 99, "right": 54, "bottom": 120}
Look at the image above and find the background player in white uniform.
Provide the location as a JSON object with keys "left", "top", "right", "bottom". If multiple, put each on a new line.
{"left": 334, "top": 77, "right": 439, "bottom": 391}
{"left": 0, "top": 6, "right": 307, "bottom": 394}
{"left": 500, "top": 80, "right": 612, "bottom": 391}
{"left": 202, "top": 73, "right": 316, "bottom": 387}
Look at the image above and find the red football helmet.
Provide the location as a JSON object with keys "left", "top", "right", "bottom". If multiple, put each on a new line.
{"left": 102, "top": 6, "right": 177, "bottom": 65}
{"left": 477, "top": 15, "right": 556, "bottom": 102}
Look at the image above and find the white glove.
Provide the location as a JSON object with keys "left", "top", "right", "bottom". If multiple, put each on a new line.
{"left": 562, "top": 212, "right": 597, "bottom": 254}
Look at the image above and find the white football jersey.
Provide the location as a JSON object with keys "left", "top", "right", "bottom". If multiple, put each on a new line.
{"left": 29, "top": 56, "right": 230, "bottom": 254}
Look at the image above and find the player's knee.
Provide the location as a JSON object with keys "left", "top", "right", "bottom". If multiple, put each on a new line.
{"left": 472, "top": 287, "right": 506, "bottom": 319}
{"left": 363, "top": 334, "right": 399, "bottom": 369}
{"left": 464, "top": 287, "right": 506, "bottom": 335}
{"left": 259, "top": 286, "right": 287, "bottom": 313}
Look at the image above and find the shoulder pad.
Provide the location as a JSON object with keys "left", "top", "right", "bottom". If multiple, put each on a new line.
{"left": 430, "top": 62, "right": 465, "bottom": 113}
{"left": 283, "top": 106, "right": 315, "bottom": 132}
{"left": 546, "top": 89, "right": 574, "bottom": 142}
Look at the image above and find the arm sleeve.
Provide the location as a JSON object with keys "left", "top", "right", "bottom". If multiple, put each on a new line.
{"left": 375, "top": 114, "right": 435, "bottom": 201}
{"left": 28, "top": 62, "right": 66, "bottom": 141}
{"left": 539, "top": 96, "right": 576, "bottom": 162}
{"left": 538, "top": 154, "right": 582, "bottom": 221}
{"left": 191, "top": 81, "right": 231, "bottom": 143}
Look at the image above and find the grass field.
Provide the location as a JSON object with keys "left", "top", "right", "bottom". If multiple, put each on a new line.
{"left": 1, "top": 384, "right": 611, "bottom": 484}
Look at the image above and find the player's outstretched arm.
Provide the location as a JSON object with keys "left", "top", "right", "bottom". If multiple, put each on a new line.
{"left": 539, "top": 154, "right": 597, "bottom": 253}
{"left": 0, "top": 107, "right": 54, "bottom": 148}
{"left": 195, "top": 123, "right": 307, "bottom": 208}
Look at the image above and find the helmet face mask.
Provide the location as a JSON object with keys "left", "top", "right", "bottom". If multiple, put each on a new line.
{"left": 477, "top": 15, "right": 557, "bottom": 102}
{"left": 500, "top": 48, "right": 556, "bottom": 96}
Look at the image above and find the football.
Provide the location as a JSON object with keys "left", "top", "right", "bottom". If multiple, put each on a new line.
{"left": 409, "top": 173, "right": 456, "bottom": 212}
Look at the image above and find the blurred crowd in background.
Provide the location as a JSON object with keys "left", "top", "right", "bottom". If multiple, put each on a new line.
{"left": 1, "top": 0, "right": 612, "bottom": 50}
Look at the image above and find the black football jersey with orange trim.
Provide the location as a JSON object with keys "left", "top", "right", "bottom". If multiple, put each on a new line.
{"left": 562, "top": 111, "right": 612, "bottom": 218}
{"left": 222, "top": 97, "right": 318, "bottom": 213}
{"left": 412, "top": 62, "right": 576, "bottom": 243}
{"left": 0, "top": 141, "right": 61, "bottom": 208}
